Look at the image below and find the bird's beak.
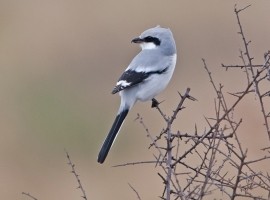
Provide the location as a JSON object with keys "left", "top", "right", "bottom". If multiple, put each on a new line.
{"left": 131, "top": 37, "right": 144, "bottom": 43}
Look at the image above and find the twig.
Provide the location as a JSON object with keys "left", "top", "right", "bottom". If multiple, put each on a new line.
{"left": 173, "top": 131, "right": 233, "bottom": 140}
{"left": 244, "top": 156, "right": 270, "bottom": 165}
{"left": 169, "top": 88, "right": 196, "bottom": 125}
{"left": 112, "top": 160, "right": 164, "bottom": 167}
{"left": 231, "top": 150, "right": 247, "bottom": 200}
{"left": 65, "top": 151, "right": 88, "bottom": 200}
{"left": 166, "top": 119, "right": 173, "bottom": 200}
{"left": 22, "top": 192, "right": 38, "bottom": 200}
{"left": 128, "top": 183, "right": 142, "bottom": 200}
{"left": 221, "top": 64, "right": 262, "bottom": 68}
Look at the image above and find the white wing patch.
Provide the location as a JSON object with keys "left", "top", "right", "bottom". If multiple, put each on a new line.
{"left": 116, "top": 80, "right": 131, "bottom": 87}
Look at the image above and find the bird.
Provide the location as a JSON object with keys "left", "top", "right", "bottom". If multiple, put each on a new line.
{"left": 97, "top": 26, "right": 177, "bottom": 164}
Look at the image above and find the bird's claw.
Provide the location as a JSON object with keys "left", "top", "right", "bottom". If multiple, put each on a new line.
{"left": 151, "top": 98, "right": 160, "bottom": 108}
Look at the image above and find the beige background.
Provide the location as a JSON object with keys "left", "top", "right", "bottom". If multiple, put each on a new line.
{"left": 0, "top": 0, "right": 269, "bottom": 199}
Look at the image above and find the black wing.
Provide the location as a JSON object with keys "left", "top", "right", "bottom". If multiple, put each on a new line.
{"left": 112, "top": 67, "right": 168, "bottom": 94}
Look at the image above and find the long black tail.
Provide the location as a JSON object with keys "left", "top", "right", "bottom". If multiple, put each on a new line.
{"left": 97, "top": 109, "right": 129, "bottom": 164}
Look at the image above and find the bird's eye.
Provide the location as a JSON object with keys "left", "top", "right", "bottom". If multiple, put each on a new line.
{"left": 144, "top": 36, "right": 153, "bottom": 42}
{"left": 143, "top": 36, "right": 161, "bottom": 46}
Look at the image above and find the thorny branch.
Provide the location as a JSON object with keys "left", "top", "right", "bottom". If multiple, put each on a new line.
{"left": 114, "top": 4, "right": 270, "bottom": 200}
{"left": 223, "top": 5, "right": 270, "bottom": 140}
{"left": 66, "top": 151, "right": 88, "bottom": 200}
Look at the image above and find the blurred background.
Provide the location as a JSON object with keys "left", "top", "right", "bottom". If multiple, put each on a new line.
{"left": 0, "top": 0, "right": 269, "bottom": 199}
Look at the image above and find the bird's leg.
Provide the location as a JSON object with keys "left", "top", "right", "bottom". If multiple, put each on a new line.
{"left": 151, "top": 98, "right": 160, "bottom": 108}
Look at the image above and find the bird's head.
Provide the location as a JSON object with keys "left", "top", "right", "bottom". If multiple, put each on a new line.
{"left": 131, "top": 25, "right": 176, "bottom": 55}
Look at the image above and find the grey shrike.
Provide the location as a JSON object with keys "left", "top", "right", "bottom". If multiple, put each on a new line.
{"left": 97, "top": 26, "right": 177, "bottom": 164}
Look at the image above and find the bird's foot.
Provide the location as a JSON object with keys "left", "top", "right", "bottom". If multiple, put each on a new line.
{"left": 151, "top": 98, "right": 160, "bottom": 108}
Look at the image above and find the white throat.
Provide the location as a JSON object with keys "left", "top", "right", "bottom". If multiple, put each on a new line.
{"left": 140, "top": 42, "right": 157, "bottom": 50}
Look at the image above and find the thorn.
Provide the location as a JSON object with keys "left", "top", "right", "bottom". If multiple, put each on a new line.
{"left": 177, "top": 91, "right": 183, "bottom": 98}
{"left": 187, "top": 95, "right": 197, "bottom": 101}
